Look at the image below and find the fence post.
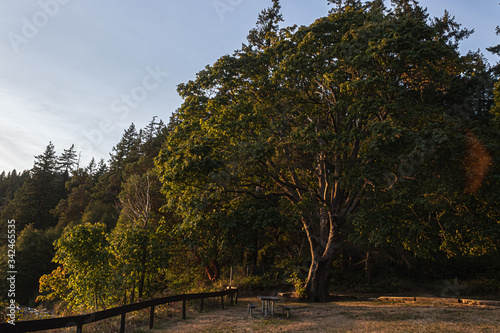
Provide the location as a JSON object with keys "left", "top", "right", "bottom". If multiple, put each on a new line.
{"left": 182, "top": 300, "right": 186, "bottom": 319}
{"left": 149, "top": 305, "right": 155, "bottom": 329}
{"left": 0, "top": 289, "right": 243, "bottom": 332}
{"left": 120, "top": 313, "right": 126, "bottom": 333}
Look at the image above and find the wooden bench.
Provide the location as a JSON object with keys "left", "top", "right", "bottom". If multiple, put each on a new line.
{"left": 278, "top": 304, "right": 291, "bottom": 318}
{"left": 247, "top": 303, "right": 257, "bottom": 317}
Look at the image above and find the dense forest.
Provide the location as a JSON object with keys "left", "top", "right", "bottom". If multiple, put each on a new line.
{"left": 1, "top": 0, "right": 500, "bottom": 313}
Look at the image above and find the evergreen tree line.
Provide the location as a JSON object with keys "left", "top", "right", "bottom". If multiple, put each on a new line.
{"left": 0, "top": 0, "right": 500, "bottom": 311}
{"left": 0, "top": 118, "right": 174, "bottom": 307}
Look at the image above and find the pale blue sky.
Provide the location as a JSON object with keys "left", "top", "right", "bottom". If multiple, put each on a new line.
{"left": 0, "top": 0, "right": 498, "bottom": 173}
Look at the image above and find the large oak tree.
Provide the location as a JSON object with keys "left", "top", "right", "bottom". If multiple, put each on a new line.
{"left": 156, "top": 0, "right": 489, "bottom": 301}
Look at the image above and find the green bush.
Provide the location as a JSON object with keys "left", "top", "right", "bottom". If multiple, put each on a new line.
{"left": 464, "top": 278, "right": 500, "bottom": 296}
{"left": 234, "top": 273, "right": 285, "bottom": 292}
{"left": 286, "top": 272, "right": 307, "bottom": 298}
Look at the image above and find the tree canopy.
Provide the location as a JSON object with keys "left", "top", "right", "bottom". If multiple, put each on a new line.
{"left": 156, "top": 0, "right": 499, "bottom": 301}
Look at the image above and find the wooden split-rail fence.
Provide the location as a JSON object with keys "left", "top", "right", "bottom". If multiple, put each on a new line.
{"left": 0, "top": 288, "right": 238, "bottom": 333}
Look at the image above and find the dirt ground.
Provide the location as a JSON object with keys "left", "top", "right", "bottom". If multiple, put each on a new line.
{"left": 131, "top": 296, "right": 500, "bottom": 333}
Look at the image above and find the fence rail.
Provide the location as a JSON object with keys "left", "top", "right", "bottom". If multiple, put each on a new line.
{"left": 1, "top": 288, "right": 238, "bottom": 333}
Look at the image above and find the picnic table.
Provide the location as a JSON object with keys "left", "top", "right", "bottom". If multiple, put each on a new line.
{"left": 257, "top": 296, "right": 280, "bottom": 317}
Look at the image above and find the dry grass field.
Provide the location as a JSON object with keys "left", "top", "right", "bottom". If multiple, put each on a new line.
{"left": 127, "top": 296, "right": 500, "bottom": 333}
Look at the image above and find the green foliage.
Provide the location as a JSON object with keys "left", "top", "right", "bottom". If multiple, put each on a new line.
{"left": 0, "top": 170, "right": 28, "bottom": 210}
{"left": 286, "top": 272, "right": 307, "bottom": 299}
{"left": 3, "top": 142, "right": 68, "bottom": 231}
{"left": 156, "top": 0, "right": 496, "bottom": 301}
{"left": 464, "top": 278, "right": 500, "bottom": 296}
{"left": 109, "top": 124, "right": 141, "bottom": 174}
{"left": 161, "top": 250, "right": 208, "bottom": 294}
{"left": 53, "top": 222, "right": 113, "bottom": 309}
{"left": 35, "top": 120, "right": 171, "bottom": 309}
{"left": 108, "top": 216, "right": 170, "bottom": 302}
{"left": 0, "top": 225, "right": 57, "bottom": 305}
{"left": 51, "top": 170, "right": 94, "bottom": 230}
{"left": 37, "top": 266, "right": 70, "bottom": 303}
{"left": 234, "top": 273, "right": 285, "bottom": 292}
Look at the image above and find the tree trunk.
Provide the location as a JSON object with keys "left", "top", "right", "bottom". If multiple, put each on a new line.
{"left": 305, "top": 255, "right": 334, "bottom": 302}
{"left": 130, "top": 279, "right": 136, "bottom": 304}
{"left": 205, "top": 259, "right": 220, "bottom": 282}
{"left": 302, "top": 208, "right": 346, "bottom": 302}
{"left": 302, "top": 212, "right": 338, "bottom": 302}
{"left": 138, "top": 243, "right": 147, "bottom": 299}
{"left": 365, "top": 247, "right": 373, "bottom": 284}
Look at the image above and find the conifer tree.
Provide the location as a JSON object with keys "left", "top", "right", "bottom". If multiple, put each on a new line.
{"left": 58, "top": 144, "right": 78, "bottom": 179}
{"left": 109, "top": 124, "right": 141, "bottom": 174}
